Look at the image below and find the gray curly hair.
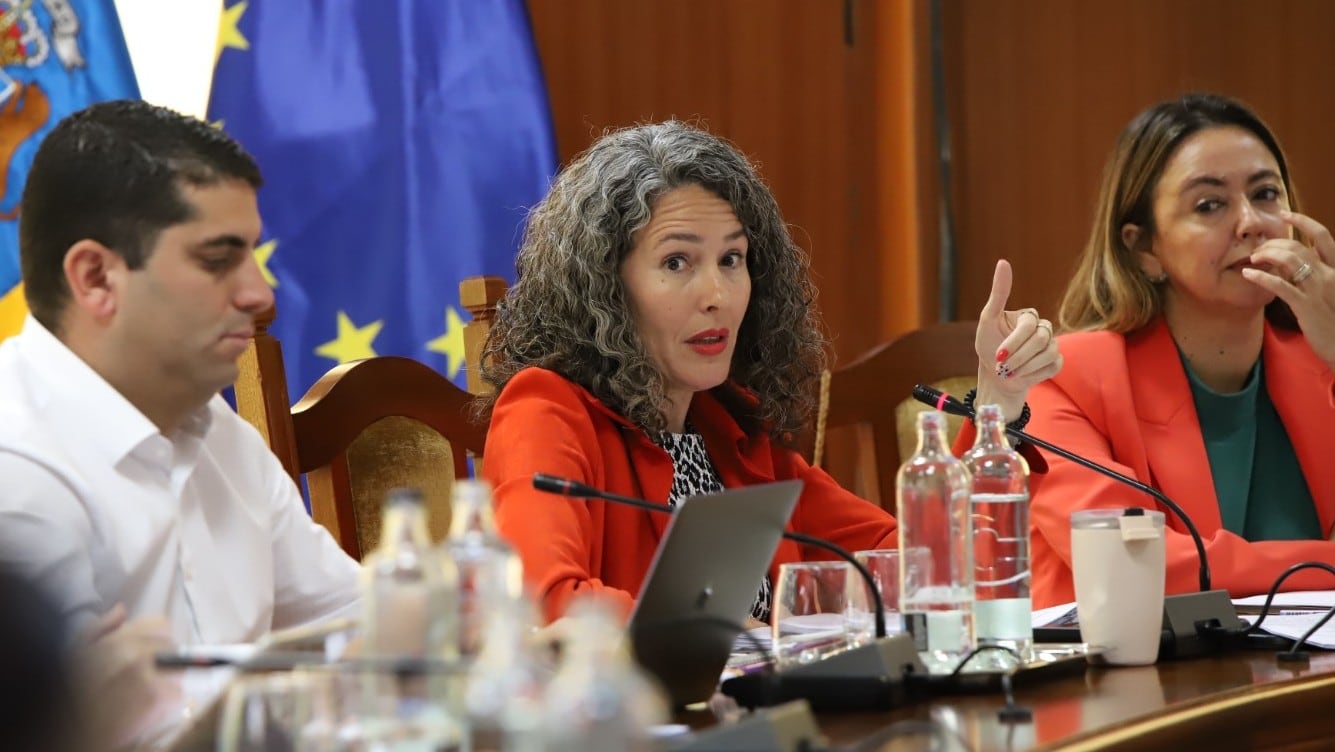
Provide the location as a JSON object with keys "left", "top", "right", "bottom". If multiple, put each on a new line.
{"left": 477, "top": 121, "right": 826, "bottom": 441}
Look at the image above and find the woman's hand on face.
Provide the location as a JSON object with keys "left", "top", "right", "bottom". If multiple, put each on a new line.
{"left": 1243, "top": 211, "right": 1335, "bottom": 367}
{"left": 972, "top": 260, "right": 1063, "bottom": 422}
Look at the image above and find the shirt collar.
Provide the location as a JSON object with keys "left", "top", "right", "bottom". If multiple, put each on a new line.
{"left": 560, "top": 369, "right": 757, "bottom": 444}
{"left": 15, "top": 315, "right": 213, "bottom": 465}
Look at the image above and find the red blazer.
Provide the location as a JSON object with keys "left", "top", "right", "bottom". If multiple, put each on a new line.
{"left": 485, "top": 367, "right": 899, "bottom": 624}
{"left": 1027, "top": 318, "right": 1335, "bottom": 608}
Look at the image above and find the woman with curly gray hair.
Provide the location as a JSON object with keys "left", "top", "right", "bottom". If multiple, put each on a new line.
{"left": 480, "top": 121, "right": 1061, "bottom": 624}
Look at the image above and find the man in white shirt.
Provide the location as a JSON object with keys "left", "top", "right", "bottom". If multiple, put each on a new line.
{"left": 0, "top": 100, "right": 360, "bottom": 648}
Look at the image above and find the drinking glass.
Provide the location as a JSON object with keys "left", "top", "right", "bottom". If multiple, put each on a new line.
{"left": 217, "top": 672, "right": 323, "bottom": 752}
{"left": 772, "top": 561, "right": 854, "bottom": 666}
{"left": 294, "top": 660, "right": 465, "bottom": 751}
{"left": 848, "top": 546, "right": 933, "bottom": 642}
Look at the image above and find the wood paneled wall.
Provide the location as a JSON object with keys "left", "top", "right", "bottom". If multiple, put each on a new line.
{"left": 529, "top": 0, "right": 1335, "bottom": 358}
{"left": 943, "top": 0, "right": 1335, "bottom": 321}
{"left": 527, "top": 0, "right": 935, "bottom": 364}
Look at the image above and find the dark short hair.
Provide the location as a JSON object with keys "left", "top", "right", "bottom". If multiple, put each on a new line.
{"left": 19, "top": 99, "right": 263, "bottom": 331}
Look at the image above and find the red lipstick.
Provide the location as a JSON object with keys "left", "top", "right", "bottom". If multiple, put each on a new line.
{"left": 686, "top": 328, "right": 729, "bottom": 357}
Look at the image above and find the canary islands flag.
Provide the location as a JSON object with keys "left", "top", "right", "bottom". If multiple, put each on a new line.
{"left": 0, "top": 0, "right": 138, "bottom": 340}
{"left": 208, "top": 0, "right": 556, "bottom": 397}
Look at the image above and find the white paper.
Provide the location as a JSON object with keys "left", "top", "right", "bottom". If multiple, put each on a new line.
{"left": 1031, "top": 602, "right": 1078, "bottom": 628}
{"left": 1028, "top": 593, "right": 1335, "bottom": 649}
{"left": 733, "top": 626, "right": 772, "bottom": 653}
{"left": 1241, "top": 612, "right": 1335, "bottom": 649}
{"left": 1232, "top": 590, "right": 1335, "bottom": 609}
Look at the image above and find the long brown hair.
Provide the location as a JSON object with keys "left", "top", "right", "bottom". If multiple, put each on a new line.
{"left": 477, "top": 121, "right": 825, "bottom": 441}
{"left": 1059, "top": 93, "right": 1300, "bottom": 333}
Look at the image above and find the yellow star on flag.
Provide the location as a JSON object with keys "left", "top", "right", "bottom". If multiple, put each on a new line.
{"left": 0, "top": 283, "right": 27, "bottom": 342}
{"left": 315, "top": 311, "right": 383, "bottom": 364}
{"left": 253, "top": 239, "right": 278, "bottom": 287}
{"left": 425, "top": 306, "right": 466, "bottom": 378}
{"left": 216, "top": 1, "right": 250, "bottom": 63}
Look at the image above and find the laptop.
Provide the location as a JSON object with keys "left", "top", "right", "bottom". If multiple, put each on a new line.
{"left": 626, "top": 479, "right": 803, "bottom": 707}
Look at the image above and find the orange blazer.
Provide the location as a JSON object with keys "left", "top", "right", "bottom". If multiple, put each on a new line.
{"left": 1027, "top": 318, "right": 1335, "bottom": 608}
{"left": 485, "top": 367, "right": 898, "bottom": 624}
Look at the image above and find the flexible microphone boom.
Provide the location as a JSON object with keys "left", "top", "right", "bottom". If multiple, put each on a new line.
{"left": 532, "top": 473, "right": 927, "bottom": 711}
{"left": 911, "top": 385, "right": 1246, "bottom": 658}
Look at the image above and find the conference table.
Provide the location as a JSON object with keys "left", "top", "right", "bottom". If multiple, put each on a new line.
{"left": 178, "top": 645, "right": 1335, "bottom": 750}
{"left": 678, "top": 650, "right": 1335, "bottom": 751}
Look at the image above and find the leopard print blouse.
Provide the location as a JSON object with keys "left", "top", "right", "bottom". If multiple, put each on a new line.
{"left": 658, "top": 428, "right": 772, "bottom": 622}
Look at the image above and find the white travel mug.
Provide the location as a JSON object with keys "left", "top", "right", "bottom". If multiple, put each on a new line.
{"left": 1070, "top": 508, "right": 1166, "bottom": 666}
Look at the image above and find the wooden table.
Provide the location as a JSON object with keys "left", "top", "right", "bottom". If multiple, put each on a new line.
{"left": 682, "top": 651, "right": 1335, "bottom": 751}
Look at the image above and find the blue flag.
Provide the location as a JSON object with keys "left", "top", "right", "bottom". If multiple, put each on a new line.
{"left": 207, "top": 0, "right": 556, "bottom": 398}
{"left": 0, "top": 0, "right": 139, "bottom": 340}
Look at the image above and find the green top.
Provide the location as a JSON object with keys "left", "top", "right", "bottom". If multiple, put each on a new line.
{"left": 1182, "top": 353, "right": 1320, "bottom": 540}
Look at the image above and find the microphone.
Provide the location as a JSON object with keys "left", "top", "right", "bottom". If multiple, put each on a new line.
{"left": 532, "top": 473, "right": 927, "bottom": 711}
{"left": 911, "top": 385, "right": 1247, "bottom": 659}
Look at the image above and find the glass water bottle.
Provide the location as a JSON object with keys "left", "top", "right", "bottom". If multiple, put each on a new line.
{"left": 964, "top": 403, "right": 1033, "bottom": 665}
{"left": 442, "top": 479, "right": 524, "bottom": 660}
{"left": 360, "top": 488, "right": 458, "bottom": 659}
{"left": 896, "top": 410, "right": 976, "bottom": 673}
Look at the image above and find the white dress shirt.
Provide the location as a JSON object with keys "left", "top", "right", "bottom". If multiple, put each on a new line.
{"left": 0, "top": 316, "right": 361, "bottom": 645}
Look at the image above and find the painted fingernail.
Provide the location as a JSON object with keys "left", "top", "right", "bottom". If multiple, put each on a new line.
{"left": 996, "top": 349, "right": 1009, "bottom": 363}
{"left": 995, "top": 363, "right": 1011, "bottom": 378}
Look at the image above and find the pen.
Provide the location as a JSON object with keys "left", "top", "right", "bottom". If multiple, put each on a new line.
{"left": 154, "top": 652, "right": 461, "bottom": 674}
{"left": 154, "top": 651, "right": 328, "bottom": 671}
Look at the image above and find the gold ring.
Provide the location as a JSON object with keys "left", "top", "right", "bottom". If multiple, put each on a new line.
{"left": 1292, "top": 262, "right": 1315, "bottom": 285}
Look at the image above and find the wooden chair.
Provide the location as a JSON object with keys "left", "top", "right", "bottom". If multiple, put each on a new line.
{"left": 460, "top": 275, "right": 508, "bottom": 396}
{"left": 291, "top": 356, "right": 485, "bottom": 558}
{"left": 235, "top": 305, "right": 300, "bottom": 481}
{"left": 233, "top": 276, "right": 509, "bottom": 559}
{"left": 810, "top": 320, "right": 979, "bottom": 514}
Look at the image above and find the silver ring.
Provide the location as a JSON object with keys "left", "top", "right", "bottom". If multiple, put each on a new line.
{"left": 1292, "top": 261, "right": 1315, "bottom": 285}
{"left": 1019, "top": 308, "right": 1040, "bottom": 325}
{"left": 1038, "top": 319, "right": 1054, "bottom": 341}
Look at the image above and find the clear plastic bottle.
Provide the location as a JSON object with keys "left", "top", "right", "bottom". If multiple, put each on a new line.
{"left": 964, "top": 403, "right": 1033, "bottom": 664}
{"left": 442, "top": 479, "right": 524, "bottom": 660}
{"left": 896, "top": 410, "right": 975, "bottom": 672}
{"left": 539, "top": 599, "right": 668, "bottom": 752}
{"left": 360, "top": 488, "right": 458, "bottom": 659}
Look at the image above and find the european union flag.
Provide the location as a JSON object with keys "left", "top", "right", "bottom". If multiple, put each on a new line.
{"left": 0, "top": 0, "right": 138, "bottom": 340}
{"left": 208, "top": 0, "right": 556, "bottom": 396}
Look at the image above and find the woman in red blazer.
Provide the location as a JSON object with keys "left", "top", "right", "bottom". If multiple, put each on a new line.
{"left": 1029, "top": 93, "right": 1335, "bottom": 609}
{"left": 476, "top": 121, "right": 1062, "bottom": 623}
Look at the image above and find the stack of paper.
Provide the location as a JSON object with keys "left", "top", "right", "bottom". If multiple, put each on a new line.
{"left": 1234, "top": 591, "right": 1335, "bottom": 649}
{"left": 1029, "top": 591, "right": 1335, "bottom": 650}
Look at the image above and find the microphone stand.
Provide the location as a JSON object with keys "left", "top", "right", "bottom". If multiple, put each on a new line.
{"left": 912, "top": 385, "right": 1247, "bottom": 659}
{"left": 533, "top": 474, "right": 927, "bottom": 711}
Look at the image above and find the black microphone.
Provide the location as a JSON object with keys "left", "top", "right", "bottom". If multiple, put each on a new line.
{"left": 911, "top": 385, "right": 1247, "bottom": 659}
{"left": 532, "top": 473, "right": 928, "bottom": 711}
